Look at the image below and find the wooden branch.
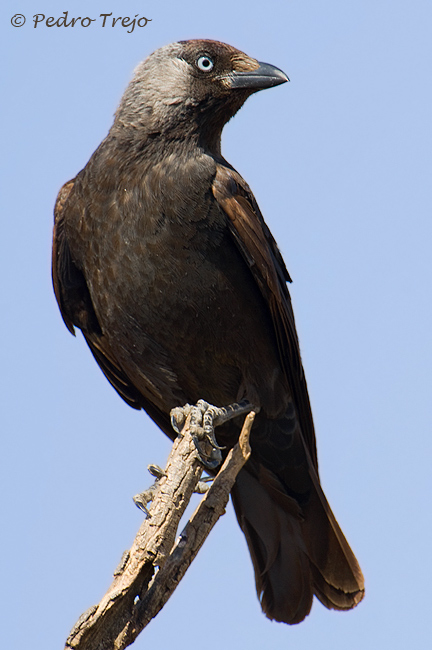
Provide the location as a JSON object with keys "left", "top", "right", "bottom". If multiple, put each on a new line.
{"left": 65, "top": 411, "right": 254, "bottom": 650}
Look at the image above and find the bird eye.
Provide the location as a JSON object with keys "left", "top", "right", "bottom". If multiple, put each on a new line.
{"left": 196, "top": 55, "right": 214, "bottom": 72}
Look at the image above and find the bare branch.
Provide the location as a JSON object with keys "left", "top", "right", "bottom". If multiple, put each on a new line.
{"left": 65, "top": 411, "right": 254, "bottom": 650}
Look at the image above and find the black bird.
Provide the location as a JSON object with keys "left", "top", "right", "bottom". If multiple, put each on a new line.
{"left": 52, "top": 40, "right": 364, "bottom": 624}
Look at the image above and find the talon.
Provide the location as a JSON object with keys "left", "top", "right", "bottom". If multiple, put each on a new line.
{"left": 170, "top": 404, "right": 192, "bottom": 434}
{"left": 192, "top": 436, "right": 222, "bottom": 470}
{"left": 133, "top": 465, "right": 167, "bottom": 517}
{"left": 148, "top": 464, "right": 166, "bottom": 480}
{"left": 204, "top": 433, "right": 225, "bottom": 450}
{"left": 133, "top": 488, "right": 155, "bottom": 517}
{"left": 170, "top": 412, "right": 183, "bottom": 435}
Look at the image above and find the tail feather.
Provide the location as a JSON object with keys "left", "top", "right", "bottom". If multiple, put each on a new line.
{"left": 311, "top": 563, "right": 364, "bottom": 611}
{"left": 231, "top": 465, "right": 364, "bottom": 624}
{"left": 232, "top": 469, "right": 313, "bottom": 624}
{"left": 302, "top": 447, "right": 365, "bottom": 602}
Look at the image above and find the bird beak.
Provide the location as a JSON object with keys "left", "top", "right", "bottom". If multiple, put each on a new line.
{"left": 229, "top": 62, "right": 289, "bottom": 90}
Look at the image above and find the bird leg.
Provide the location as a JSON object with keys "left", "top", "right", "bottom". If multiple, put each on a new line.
{"left": 170, "top": 398, "right": 255, "bottom": 469}
{"left": 133, "top": 464, "right": 167, "bottom": 517}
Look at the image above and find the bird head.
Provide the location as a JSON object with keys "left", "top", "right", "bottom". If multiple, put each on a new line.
{"left": 114, "top": 40, "right": 288, "bottom": 153}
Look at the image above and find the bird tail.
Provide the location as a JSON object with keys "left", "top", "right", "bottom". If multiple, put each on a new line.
{"left": 231, "top": 465, "right": 364, "bottom": 624}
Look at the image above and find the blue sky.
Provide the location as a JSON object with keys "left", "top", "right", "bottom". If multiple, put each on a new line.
{"left": 2, "top": 1, "right": 431, "bottom": 648}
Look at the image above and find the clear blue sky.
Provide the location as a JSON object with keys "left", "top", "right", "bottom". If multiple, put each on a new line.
{"left": 2, "top": 1, "right": 431, "bottom": 648}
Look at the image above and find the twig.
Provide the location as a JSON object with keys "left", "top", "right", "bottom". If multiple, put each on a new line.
{"left": 65, "top": 411, "right": 254, "bottom": 650}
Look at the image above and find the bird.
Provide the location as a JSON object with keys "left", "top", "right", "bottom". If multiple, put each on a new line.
{"left": 52, "top": 39, "right": 364, "bottom": 624}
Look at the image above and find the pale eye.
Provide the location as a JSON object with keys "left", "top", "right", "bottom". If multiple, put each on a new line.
{"left": 196, "top": 55, "right": 214, "bottom": 72}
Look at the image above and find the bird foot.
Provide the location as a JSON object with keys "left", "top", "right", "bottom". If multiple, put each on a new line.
{"left": 133, "top": 464, "right": 167, "bottom": 517}
{"left": 170, "top": 399, "right": 254, "bottom": 469}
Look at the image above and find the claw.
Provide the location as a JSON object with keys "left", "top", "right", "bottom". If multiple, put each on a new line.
{"left": 203, "top": 406, "right": 226, "bottom": 449}
{"left": 204, "top": 433, "right": 225, "bottom": 450}
{"left": 133, "top": 488, "right": 155, "bottom": 517}
{"left": 170, "top": 399, "right": 256, "bottom": 470}
{"left": 133, "top": 464, "right": 167, "bottom": 517}
{"left": 147, "top": 464, "right": 166, "bottom": 480}
{"left": 171, "top": 404, "right": 192, "bottom": 434}
{"left": 192, "top": 436, "right": 222, "bottom": 470}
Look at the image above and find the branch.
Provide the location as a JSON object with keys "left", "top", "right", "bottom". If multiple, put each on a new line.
{"left": 65, "top": 411, "right": 254, "bottom": 650}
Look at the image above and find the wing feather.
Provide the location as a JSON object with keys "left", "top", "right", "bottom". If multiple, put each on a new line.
{"left": 52, "top": 179, "right": 172, "bottom": 436}
{"left": 213, "top": 163, "right": 318, "bottom": 468}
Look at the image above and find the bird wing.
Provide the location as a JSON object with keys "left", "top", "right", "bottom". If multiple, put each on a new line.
{"left": 212, "top": 162, "right": 318, "bottom": 469}
{"left": 213, "top": 164, "right": 365, "bottom": 619}
{"left": 52, "top": 179, "right": 173, "bottom": 433}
